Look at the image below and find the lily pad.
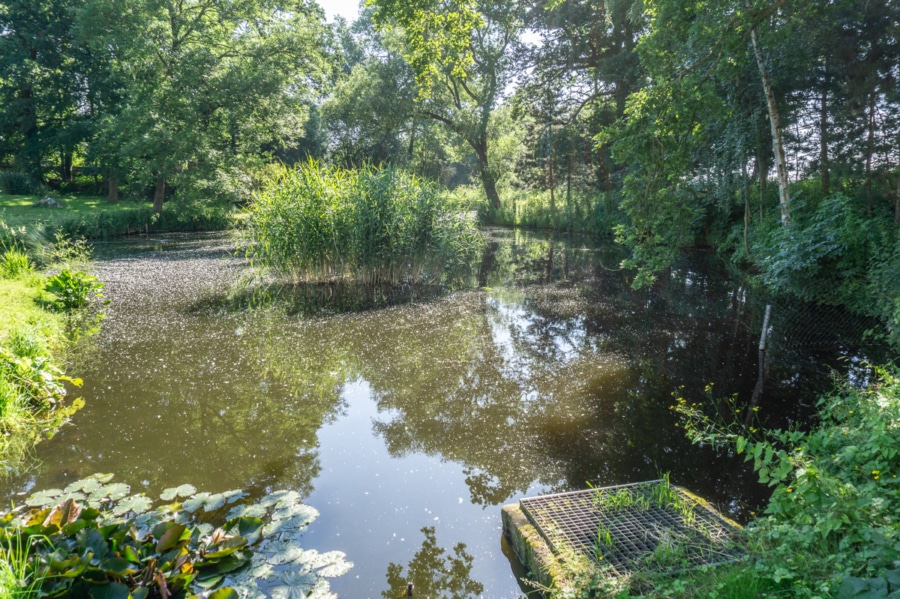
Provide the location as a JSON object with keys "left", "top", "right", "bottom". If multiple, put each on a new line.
{"left": 271, "top": 503, "right": 319, "bottom": 524}
{"left": 160, "top": 484, "right": 197, "bottom": 501}
{"left": 263, "top": 515, "right": 312, "bottom": 538}
{"left": 308, "top": 551, "right": 352, "bottom": 578}
{"left": 112, "top": 495, "right": 153, "bottom": 516}
{"left": 64, "top": 478, "right": 102, "bottom": 495}
{"left": 257, "top": 490, "right": 296, "bottom": 508}
{"left": 90, "top": 483, "right": 130, "bottom": 502}
{"left": 25, "top": 488, "right": 64, "bottom": 508}
{"left": 223, "top": 490, "right": 247, "bottom": 505}
{"left": 261, "top": 540, "right": 304, "bottom": 565}
{"left": 182, "top": 492, "right": 211, "bottom": 513}
{"left": 226, "top": 504, "right": 267, "bottom": 520}
{"left": 269, "top": 570, "right": 317, "bottom": 599}
{"left": 203, "top": 493, "right": 226, "bottom": 512}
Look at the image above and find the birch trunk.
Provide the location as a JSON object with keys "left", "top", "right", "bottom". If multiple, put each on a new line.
{"left": 751, "top": 27, "right": 791, "bottom": 225}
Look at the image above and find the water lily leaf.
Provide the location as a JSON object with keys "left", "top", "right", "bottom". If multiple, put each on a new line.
{"left": 89, "top": 581, "right": 130, "bottom": 599}
{"left": 262, "top": 540, "right": 304, "bottom": 565}
{"left": 225, "top": 504, "right": 267, "bottom": 520}
{"left": 306, "top": 580, "right": 336, "bottom": 599}
{"left": 159, "top": 484, "right": 196, "bottom": 501}
{"left": 203, "top": 494, "right": 226, "bottom": 512}
{"left": 131, "top": 587, "right": 149, "bottom": 599}
{"left": 92, "top": 473, "right": 115, "bottom": 484}
{"left": 112, "top": 495, "right": 152, "bottom": 516}
{"left": 76, "top": 528, "right": 108, "bottom": 558}
{"left": 270, "top": 570, "right": 317, "bottom": 599}
{"left": 209, "top": 588, "right": 239, "bottom": 599}
{"left": 263, "top": 515, "right": 312, "bottom": 538}
{"left": 197, "top": 552, "right": 251, "bottom": 575}
{"left": 258, "top": 491, "right": 297, "bottom": 508}
{"left": 307, "top": 552, "right": 352, "bottom": 578}
{"left": 182, "top": 492, "right": 210, "bottom": 513}
{"left": 45, "top": 498, "right": 82, "bottom": 527}
{"left": 122, "top": 545, "right": 140, "bottom": 564}
{"left": 196, "top": 523, "right": 215, "bottom": 538}
{"left": 247, "top": 562, "right": 275, "bottom": 581}
{"left": 204, "top": 537, "right": 247, "bottom": 560}
{"left": 273, "top": 492, "right": 302, "bottom": 510}
{"left": 91, "top": 483, "right": 130, "bottom": 502}
{"left": 221, "top": 581, "right": 264, "bottom": 599}
{"left": 271, "top": 503, "right": 318, "bottom": 524}
{"left": 223, "top": 490, "right": 247, "bottom": 505}
{"left": 225, "top": 517, "right": 264, "bottom": 545}
{"left": 25, "top": 489, "right": 64, "bottom": 508}
{"left": 194, "top": 574, "right": 224, "bottom": 590}
{"left": 156, "top": 523, "right": 188, "bottom": 552}
{"left": 100, "top": 557, "right": 140, "bottom": 577}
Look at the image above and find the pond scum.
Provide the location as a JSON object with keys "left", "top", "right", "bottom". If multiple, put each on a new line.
{"left": 0, "top": 475, "right": 351, "bottom": 599}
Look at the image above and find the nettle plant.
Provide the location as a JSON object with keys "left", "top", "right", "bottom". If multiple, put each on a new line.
{"left": 1, "top": 475, "right": 351, "bottom": 599}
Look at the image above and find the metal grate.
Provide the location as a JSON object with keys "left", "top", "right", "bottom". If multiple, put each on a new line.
{"left": 519, "top": 481, "right": 744, "bottom": 577}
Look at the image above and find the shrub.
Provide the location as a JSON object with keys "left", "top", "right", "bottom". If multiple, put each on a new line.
{"left": 0, "top": 173, "right": 43, "bottom": 196}
{"left": 243, "top": 162, "right": 483, "bottom": 285}
{"left": 674, "top": 367, "right": 900, "bottom": 596}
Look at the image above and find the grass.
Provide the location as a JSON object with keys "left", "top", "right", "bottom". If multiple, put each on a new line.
{"left": 0, "top": 192, "right": 233, "bottom": 240}
{"left": 243, "top": 162, "right": 484, "bottom": 286}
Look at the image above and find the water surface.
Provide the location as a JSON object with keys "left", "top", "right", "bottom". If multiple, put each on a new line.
{"left": 2, "top": 230, "right": 870, "bottom": 598}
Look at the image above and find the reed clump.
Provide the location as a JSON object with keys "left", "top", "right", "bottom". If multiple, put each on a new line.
{"left": 242, "top": 162, "right": 483, "bottom": 285}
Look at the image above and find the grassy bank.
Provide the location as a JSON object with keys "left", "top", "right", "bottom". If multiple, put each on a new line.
{"left": 0, "top": 193, "right": 233, "bottom": 240}
{"left": 0, "top": 244, "right": 99, "bottom": 474}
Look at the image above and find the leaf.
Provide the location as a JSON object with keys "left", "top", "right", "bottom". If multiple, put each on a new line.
{"left": 262, "top": 540, "right": 304, "bottom": 565}
{"left": 112, "top": 495, "right": 153, "bottom": 516}
{"left": 65, "top": 478, "right": 103, "bottom": 495}
{"left": 306, "top": 551, "right": 352, "bottom": 578}
{"left": 226, "top": 504, "right": 267, "bottom": 520}
{"left": 89, "top": 582, "right": 130, "bottom": 599}
{"left": 270, "top": 570, "right": 317, "bottom": 599}
{"left": 25, "top": 489, "right": 64, "bottom": 508}
{"left": 156, "top": 523, "right": 188, "bottom": 552}
{"left": 204, "top": 537, "right": 248, "bottom": 560}
{"left": 258, "top": 491, "right": 298, "bottom": 508}
{"left": 209, "top": 588, "right": 240, "bottom": 599}
{"left": 100, "top": 557, "right": 140, "bottom": 577}
{"left": 271, "top": 504, "right": 319, "bottom": 524}
{"left": 182, "top": 493, "right": 211, "bottom": 513}
{"left": 131, "top": 587, "right": 149, "bottom": 599}
{"left": 263, "top": 515, "right": 312, "bottom": 538}
{"left": 91, "top": 483, "right": 130, "bottom": 502}
{"left": 225, "top": 517, "right": 264, "bottom": 545}
{"left": 223, "top": 490, "right": 247, "bottom": 505}
{"left": 160, "top": 485, "right": 197, "bottom": 501}
{"left": 203, "top": 494, "right": 226, "bottom": 513}
{"left": 45, "top": 498, "right": 82, "bottom": 527}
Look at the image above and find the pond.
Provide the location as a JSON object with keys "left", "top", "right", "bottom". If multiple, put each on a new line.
{"left": 1, "top": 229, "right": 877, "bottom": 598}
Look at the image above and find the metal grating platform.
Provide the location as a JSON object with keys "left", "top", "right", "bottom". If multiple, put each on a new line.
{"left": 519, "top": 481, "right": 744, "bottom": 577}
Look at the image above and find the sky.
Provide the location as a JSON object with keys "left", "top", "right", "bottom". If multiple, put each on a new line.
{"left": 319, "top": 0, "right": 361, "bottom": 22}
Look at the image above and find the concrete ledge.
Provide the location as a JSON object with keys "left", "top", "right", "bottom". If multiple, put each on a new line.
{"left": 501, "top": 503, "right": 567, "bottom": 593}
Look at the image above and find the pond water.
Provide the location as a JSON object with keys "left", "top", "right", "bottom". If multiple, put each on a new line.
{"left": 1, "top": 229, "right": 877, "bottom": 598}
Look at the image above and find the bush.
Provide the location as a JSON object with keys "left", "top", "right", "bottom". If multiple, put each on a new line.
{"left": 0, "top": 251, "right": 31, "bottom": 279}
{"left": 674, "top": 367, "right": 900, "bottom": 597}
{"left": 243, "top": 162, "right": 483, "bottom": 285}
{"left": 0, "top": 173, "right": 43, "bottom": 196}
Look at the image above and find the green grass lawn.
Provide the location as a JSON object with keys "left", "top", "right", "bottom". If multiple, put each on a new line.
{"left": 0, "top": 193, "right": 151, "bottom": 234}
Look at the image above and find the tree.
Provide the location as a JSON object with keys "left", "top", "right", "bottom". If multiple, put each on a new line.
{"left": 76, "top": 0, "right": 330, "bottom": 212}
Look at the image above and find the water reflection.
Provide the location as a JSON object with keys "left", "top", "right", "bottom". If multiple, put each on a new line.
{"left": 382, "top": 527, "right": 484, "bottom": 599}
{"left": 0, "top": 230, "right": 881, "bottom": 598}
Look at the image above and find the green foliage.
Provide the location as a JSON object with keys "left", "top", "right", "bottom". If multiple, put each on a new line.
{"left": 0, "top": 476, "right": 352, "bottom": 599}
{"left": 0, "top": 174, "right": 44, "bottom": 196}
{"left": 0, "top": 252, "right": 32, "bottom": 279}
{"left": 243, "top": 162, "right": 483, "bottom": 285}
{"left": 44, "top": 270, "right": 104, "bottom": 312}
{"left": 674, "top": 367, "right": 900, "bottom": 596}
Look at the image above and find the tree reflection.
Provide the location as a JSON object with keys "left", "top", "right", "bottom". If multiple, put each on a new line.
{"left": 382, "top": 527, "right": 484, "bottom": 599}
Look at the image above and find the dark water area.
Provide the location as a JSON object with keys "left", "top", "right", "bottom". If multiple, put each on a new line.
{"left": 1, "top": 229, "right": 882, "bottom": 598}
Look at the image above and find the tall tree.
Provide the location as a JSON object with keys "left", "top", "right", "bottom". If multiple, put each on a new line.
{"left": 77, "top": 0, "right": 329, "bottom": 212}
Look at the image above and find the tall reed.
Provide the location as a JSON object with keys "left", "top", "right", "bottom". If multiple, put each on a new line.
{"left": 243, "top": 162, "right": 483, "bottom": 285}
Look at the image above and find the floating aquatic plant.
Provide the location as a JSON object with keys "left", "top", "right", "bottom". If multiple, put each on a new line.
{"left": 0, "top": 474, "right": 351, "bottom": 599}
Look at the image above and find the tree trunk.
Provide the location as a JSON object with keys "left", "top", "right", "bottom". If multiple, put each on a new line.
{"left": 819, "top": 80, "right": 830, "bottom": 195}
{"left": 107, "top": 169, "right": 119, "bottom": 204}
{"left": 865, "top": 91, "right": 876, "bottom": 217}
{"left": 895, "top": 166, "right": 900, "bottom": 225}
{"left": 751, "top": 27, "right": 791, "bottom": 225}
{"left": 153, "top": 176, "right": 166, "bottom": 213}
{"left": 473, "top": 142, "right": 500, "bottom": 211}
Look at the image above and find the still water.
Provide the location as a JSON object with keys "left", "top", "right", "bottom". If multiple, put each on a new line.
{"left": 2, "top": 229, "right": 868, "bottom": 598}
